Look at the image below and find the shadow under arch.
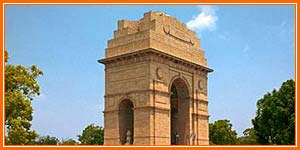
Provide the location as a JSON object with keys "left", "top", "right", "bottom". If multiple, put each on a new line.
{"left": 169, "top": 77, "right": 190, "bottom": 145}
{"left": 118, "top": 99, "right": 134, "bottom": 145}
{"left": 169, "top": 75, "right": 191, "bottom": 97}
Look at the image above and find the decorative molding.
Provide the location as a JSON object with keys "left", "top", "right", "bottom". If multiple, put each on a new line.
{"left": 98, "top": 49, "right": 213, "bottom": 74}
{"left": 103, "top": 109, "right": 119, "bottom": 113}
{"left": 134, "top": 136, "right": 170, "bottom": 139}
{"left": 104, "top": 105, "right": 170, "bottom": 113}
{"left": 104, "top": 89, "right": 170, "bottom": 98}
{"left": 155, "top": 100, "right": 167, "bottom": 104}
{"left": 192, "top": 113, "right": 209, "bottom": 119}
{"left": 169, "top": 67, "right": 193, "bottom": 77}
{"left": 198, "top": 108, "right": 207, "bottom": 112}
{"left": 194, "top": 98, "right": 208, "bottom": 104}
{"left": 196, "top": 84, "right": 207, "bottom": 96}
{"left": 153, "top": 79, "right": 167, "bottom": 84}
{"left": 134, "top": 106, "right": 170, "bottom": 112}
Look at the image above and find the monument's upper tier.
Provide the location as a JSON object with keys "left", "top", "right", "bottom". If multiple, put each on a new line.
{"left": 105, "top": 11, "right": 207, "bottom": 66}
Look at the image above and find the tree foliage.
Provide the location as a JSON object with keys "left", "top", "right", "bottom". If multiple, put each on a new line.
{"left": 5, "top": 50, "right": 8, "bottom": 63}
{"left": 209, "top": 119, "right": 238, "bottom": 145}
{"left": 238, "top": 128, "right": 258, "bottom": 145}
{"left": 252, "top": 79, "right": 295, "bottom": 144}
{"left": 5, "top": 50, "right": 43, "bottom": 144}
{"left": 34, "top": 135, "right": 59, "bottom": 145}
{"left": 77, "top": 124, "right": 104, "bottom": 145}
{"left": 60, "top": 138, "right": 78, "bottom": 145}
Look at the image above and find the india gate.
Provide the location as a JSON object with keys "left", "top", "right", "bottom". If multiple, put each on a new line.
{"left": 98, "top": 11, "right": 213, "bottom": 145}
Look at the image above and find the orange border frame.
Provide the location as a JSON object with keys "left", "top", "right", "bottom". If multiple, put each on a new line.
{"left": 1, "top": 1, "right": 299, "bottom": 150}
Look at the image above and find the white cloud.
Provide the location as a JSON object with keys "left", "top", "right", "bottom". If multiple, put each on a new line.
{"left": 186, "top": 6, "right": 218, "bottom": 32}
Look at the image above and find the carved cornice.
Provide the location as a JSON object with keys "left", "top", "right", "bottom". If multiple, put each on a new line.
{"left": 98, "top": 49, "right": 213, "bottom": 74}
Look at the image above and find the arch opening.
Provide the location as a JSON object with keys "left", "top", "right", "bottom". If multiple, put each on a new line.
{"left": 119, "top": 99, "right": 134, "bottom": 145}
{"left": 170, "top": 78, "right": 189, "bottom": 145}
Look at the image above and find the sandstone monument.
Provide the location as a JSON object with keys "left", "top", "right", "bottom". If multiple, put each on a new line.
{"left": 98, "top": 11, "right": 213, "bottom": 145}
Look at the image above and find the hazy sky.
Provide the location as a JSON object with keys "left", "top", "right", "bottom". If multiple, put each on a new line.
{"left": 5, "top": 5, "right": 295, "bottom": 140}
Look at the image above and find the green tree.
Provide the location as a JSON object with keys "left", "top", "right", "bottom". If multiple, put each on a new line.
{"left": 252, "top": 79, "right": 295, "bottom": 145}
{"left": 5, "top": 50, "right": 43, "bottom": 144}
{"left": 209, "top": 119, "right": 238, "bottom": 145}
{"left": 238, "top": 128, "right": 258, "bottom": 145}
{"left": 77, "top": 124, "right": 104, "bottom": 145}
{"left": 34, "top": 135, "right": 59, "bottom": 145}
{"left": 5, "top": 50, "right": 8, "bottom": 63}
{"left": 60, "top": 138, "right": 78, "bottom": 145}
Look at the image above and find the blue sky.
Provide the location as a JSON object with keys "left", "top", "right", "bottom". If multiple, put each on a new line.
{"left": 5, "top": 5, "right": 295, "bottom": 140}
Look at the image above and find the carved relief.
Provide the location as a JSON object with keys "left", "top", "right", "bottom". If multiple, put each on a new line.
{"left": 163, "top": 26, "right": 194, "bottom": 46}
{"left": 198, "top": 80, "right": 202, "bottom": 90}
{"left": 156, "top": 67, "right": 163, "bottom": 79}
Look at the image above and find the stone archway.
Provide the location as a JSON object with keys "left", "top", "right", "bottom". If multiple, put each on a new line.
{"left": 170, "top": 78, "right": 189, "bottom": 145}
{"left": 99, "top": 11, "right": 213, "bottom": 145}
{"left": 119, "top": 99, "right": 134, "bottom": 145}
